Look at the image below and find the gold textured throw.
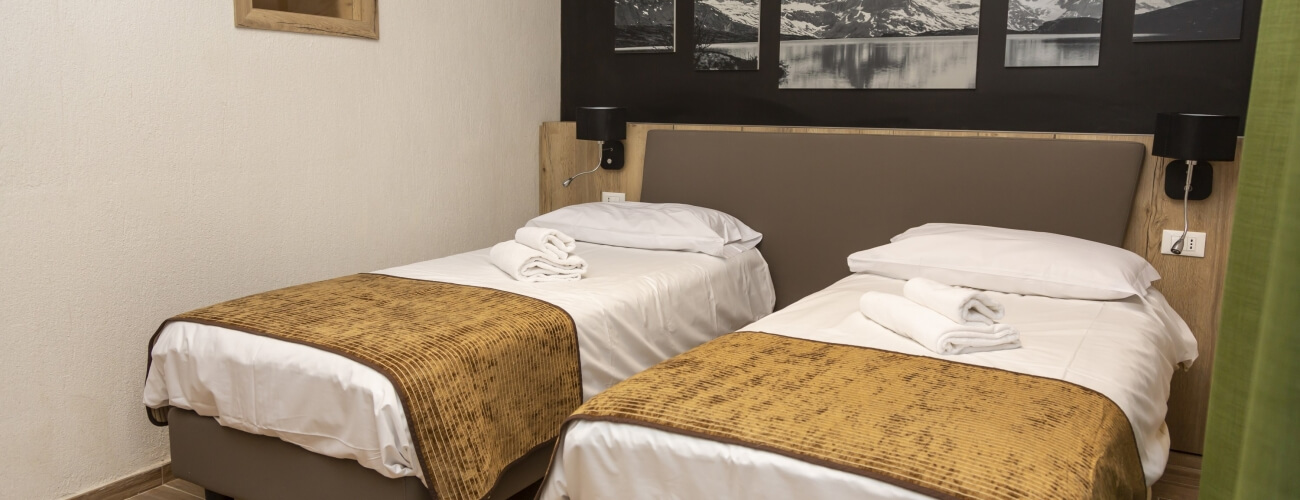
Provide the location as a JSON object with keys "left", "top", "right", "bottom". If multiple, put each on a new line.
{"left": 567, "top": 332, "right": 1145, "bottom": 500}
{"left": 147, "top": 274, "right": 579, "bottom": 500}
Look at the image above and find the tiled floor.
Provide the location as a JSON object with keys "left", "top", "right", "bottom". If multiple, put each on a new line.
{"left": 128, "top": 479, "right": 205, "bottom": 500}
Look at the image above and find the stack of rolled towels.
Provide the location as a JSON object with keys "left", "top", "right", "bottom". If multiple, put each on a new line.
{"left": 490, "top": 227, "right": 588, "bottom": 282}
{"left": 859, "top": 277, "right": 1020, "bottom": 355}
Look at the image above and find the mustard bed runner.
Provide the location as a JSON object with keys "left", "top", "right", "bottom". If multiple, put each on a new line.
{"left": 567, "top": 332, "right": 1145, "bottom": 500}
{"left": 147, "top": 274, "right": 579, "bottom": 500}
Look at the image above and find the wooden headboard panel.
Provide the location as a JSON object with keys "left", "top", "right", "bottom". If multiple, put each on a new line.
{"left": 538, "top": 122, "right": 1243, "bottom": 456}
{"left": 639, "top": 130, "right": 1145, "bottom": 309}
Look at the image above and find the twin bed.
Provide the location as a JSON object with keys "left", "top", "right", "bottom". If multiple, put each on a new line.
{"left": 145, "top": 130, "right": 1195, "bottom": 500}
{"left": 146, "top": 239, "right": 774, "bottom": 499}
{"left": 541, "top": 271, "right": 1195, "bottom": 499}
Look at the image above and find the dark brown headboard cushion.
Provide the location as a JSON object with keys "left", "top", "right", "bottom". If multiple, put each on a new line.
{"left": 640, "top": 130, "right": 1146, "bottom": 309}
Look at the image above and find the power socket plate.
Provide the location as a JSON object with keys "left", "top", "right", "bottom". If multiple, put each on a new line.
{"left": 1161, "top": 230, "right": 1207, "bottom": 258}
{"left": 602, "top": 192, "right": 626, "bottom": 203}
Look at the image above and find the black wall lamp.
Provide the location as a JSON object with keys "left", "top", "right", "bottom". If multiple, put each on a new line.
{"left": 563, "top": 107, "right": 628, "bottom": 187}
{"left": 1152, "top": 112, "right": 1240, "bottom": 254}
{"left": 1153, "top": 112, "right": 1240, "bottom": 200}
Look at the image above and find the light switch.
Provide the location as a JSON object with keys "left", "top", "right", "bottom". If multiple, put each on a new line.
{"left": 602, "top": 192, "right": 626, "bottom": 203}
{"left": 1161, "top": 230, "right": 1207, "bottom": 258}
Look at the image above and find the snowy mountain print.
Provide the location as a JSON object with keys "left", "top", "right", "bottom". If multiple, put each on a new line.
{"left": 1007, "top": 0, "right": 1103, "bottom": 33}
{"left": 695, "top": 0, "right": 761, "bottom": 71}
{"left": 1135, "top": 0, "right": 1189, "bottom": 15}
{"left": 1005, "top": 0, "right": 1102, "bottom": 67}
{"left": 616, "top": 0, "right": 676, "bottom": 52}
{"left": 779, "top": 0, "right": 980, "bottom": 40}
{"left": 778, "top": 0, "right": 981, "bottom": 89}
{"left": 1133, "top": 0, "right": 1242, "bottom": 42}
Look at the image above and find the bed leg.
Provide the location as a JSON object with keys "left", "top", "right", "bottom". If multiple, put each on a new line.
{"left": 204, "top": 490, "right": 234, "bottom": 500}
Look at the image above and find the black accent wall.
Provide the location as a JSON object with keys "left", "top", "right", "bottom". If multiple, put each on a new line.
{"left": 562, "top": 0, "right": 1260, "bottom": 134}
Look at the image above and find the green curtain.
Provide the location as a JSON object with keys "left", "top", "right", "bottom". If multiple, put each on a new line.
{"left": 1200, "top": 0, "right": 1300, "bottom": 498}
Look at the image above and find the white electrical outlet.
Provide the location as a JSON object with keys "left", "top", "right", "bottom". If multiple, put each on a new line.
{"left": 1161, "top": 230, "right": 1207, "bottom": 258}
{"left": 602, "top": 192, "right": 626, "bottom": 203}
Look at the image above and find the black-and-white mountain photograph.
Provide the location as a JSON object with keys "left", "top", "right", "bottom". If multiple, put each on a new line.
{"left": 616, "top": 0, "right": 676, "bottom": 53}
{"left": 1006, "top": 0, "right": 1103, "bottom": 67}
{"left": 778, "top": 0, "right": 981, "bottom": 89}
{"left": 1133, "top": 0, "right": 1242, "bottom": 42}
{"left": 695, "top": 0, "right": 761, "bottom": 70}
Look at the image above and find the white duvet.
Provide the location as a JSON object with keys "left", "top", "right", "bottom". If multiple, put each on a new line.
{"left": 143, "top": 243, "right": 774, "bottom": 483}
{"left": 540, "top": 273, "right": 1199, "bottom": 500}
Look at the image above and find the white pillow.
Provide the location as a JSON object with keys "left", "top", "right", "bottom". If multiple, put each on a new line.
{"left": 847, "top": 223, "right": 1160, "bottom": 300}
{"left": 526, "top": 202, "right": 762, "bottom": 258}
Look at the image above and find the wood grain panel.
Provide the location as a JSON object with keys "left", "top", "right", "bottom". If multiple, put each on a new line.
{"left": 889, "top": 129, "right": 982, "bottom": 137}
{"left": 1140, "top": 140, "right": 1242, "bottom": 454}
{"left": 977, "top": 131, "right": 1059, "bottom": 140}
{"left": 746, "top": 126, "right": 887, "bottom": 135}
{"left": 537, "top": 122, "right": 1238, "bottom": 454}
{"left": 739, "top": 126, "right": 803, "bottom": 133}
{"left": 807, "top": 127, "right": 885, "bottom": 135}
{"left": 673, "top": 124, "right": 745, "bottom": 132}
{"left": 540, "top": 122, "right": 598, "bottom": 213}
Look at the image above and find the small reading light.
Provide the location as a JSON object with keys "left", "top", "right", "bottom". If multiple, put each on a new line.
{"left": 1152, "top": 112, "right": 1239, "bottom": 254}
{"left": 563, "top": 107, "right": 628, "bottom": 188}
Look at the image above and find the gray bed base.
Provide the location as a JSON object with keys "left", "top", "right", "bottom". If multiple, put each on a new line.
{"left": 168, "top": 408, "right": 550, "bottom": 500}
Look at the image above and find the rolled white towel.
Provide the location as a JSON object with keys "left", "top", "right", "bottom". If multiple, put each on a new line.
{"left": 859, "top": 292, "right": 1020, "bottom": 355}
{"left": 515, "top": 227, "right": 578, "bottom": 261}
{"left": 903, "top": 277, "right": 1005, "bottom": 326}
{"left": 490, "top": 241, "right": 588, "bottom": 282}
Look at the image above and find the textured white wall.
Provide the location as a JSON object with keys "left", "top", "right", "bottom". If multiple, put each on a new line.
{"left": 0, "top": 1, "right": 560, "bottom": 498}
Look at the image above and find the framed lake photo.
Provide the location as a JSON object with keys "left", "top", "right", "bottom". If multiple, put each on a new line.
{"left": 616, "top": 0, "right": 677, "bottom": 53}
{"left": 778, "top": 0, "right": 981, "bottom": 89}
{"left": 695, "top": 0, "right": 761, "bottom": 70}
{"left": 1133, "top": 0, "right": 1243, "bottom": 42}
{"left": 1006, "top": 0, "right": 1103, "bottom": 67}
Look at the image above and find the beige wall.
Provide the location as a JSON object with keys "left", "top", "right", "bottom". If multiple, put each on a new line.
{"left": 0, "top": 1, "right": 560, "bottom": 497}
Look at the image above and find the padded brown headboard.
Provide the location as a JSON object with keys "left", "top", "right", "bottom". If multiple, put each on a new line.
{"left": 640, "top": 130, "right": 1147, "bottom": 309}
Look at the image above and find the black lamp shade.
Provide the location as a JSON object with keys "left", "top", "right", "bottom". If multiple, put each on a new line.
{"left": 1153, "top": 113, "right": 1240, "bottom": 161}
{"left": 576, "top": 107, "right": 627, "bottom": 142}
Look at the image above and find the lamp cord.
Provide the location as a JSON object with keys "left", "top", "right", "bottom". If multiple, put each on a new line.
{"left": 562, "top": 141, "right": 605, "bottom": 188}
{"left": 1171, "top": 160, "right": 1195, "bottom": 255}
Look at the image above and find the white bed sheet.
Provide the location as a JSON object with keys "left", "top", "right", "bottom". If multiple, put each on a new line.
{"left": 540, "top": 273, "right": 1199, "bottom": 500}
{"left": 143, "top": 243, "right": 774, "bottom": 483}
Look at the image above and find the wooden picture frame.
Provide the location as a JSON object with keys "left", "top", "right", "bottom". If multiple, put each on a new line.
{"left": 234, "top": 0, "right": 378, "bottom": 40}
